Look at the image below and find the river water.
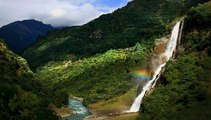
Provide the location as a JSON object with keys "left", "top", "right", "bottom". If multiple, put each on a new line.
{"left": 62, "top": 99, "right": 90, "bottom": 120}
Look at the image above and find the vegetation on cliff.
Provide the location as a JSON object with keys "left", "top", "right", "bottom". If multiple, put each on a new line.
{"left": 138, "top": 2, "right": 211, "bottom": 120}
{"left": 0, "top": 39, "right": 67, "bottom": 120}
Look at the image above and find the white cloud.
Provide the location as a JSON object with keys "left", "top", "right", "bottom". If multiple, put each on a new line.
{"left": 50, "top": 8, "right": 66, "bottom": 18}
{"left": 0, "top": 0, "right": 125, "bottom": 27}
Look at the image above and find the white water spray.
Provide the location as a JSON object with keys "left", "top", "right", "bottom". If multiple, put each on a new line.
{"left": 127, "top": 20, "right": 183, "bottom": 113}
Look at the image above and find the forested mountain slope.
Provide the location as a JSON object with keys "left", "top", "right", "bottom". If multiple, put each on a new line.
{"left": 24, "top": 0, "right": 208, "bottom": 69}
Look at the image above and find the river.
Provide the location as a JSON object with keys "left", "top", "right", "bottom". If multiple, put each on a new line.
{"left": 62, "top": 99, "right": 90, "bottom": 120}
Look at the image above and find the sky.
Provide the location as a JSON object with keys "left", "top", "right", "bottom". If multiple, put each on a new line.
{"left": 0, "top": 0, "right": 132, "bottom": 27}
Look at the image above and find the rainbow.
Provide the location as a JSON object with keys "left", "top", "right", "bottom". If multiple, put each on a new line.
{"left": 131, "top": 69, "right": 152, "bottom": 80}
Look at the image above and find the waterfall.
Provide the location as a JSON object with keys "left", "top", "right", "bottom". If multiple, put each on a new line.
{"left": 127, "top": 20, "right": 183, "bottom": 113}
{"left": 177, "top": 20, "right": 184, "bottom": 48}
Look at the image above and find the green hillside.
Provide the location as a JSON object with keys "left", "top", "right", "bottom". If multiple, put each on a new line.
{"left": 23, "top": 0, "right": 205, "bottom": 69}
{"left": 0, "top": 39, "right": 67, "bottom": 120}
{"left": 34, "top": 42, "right": 149, "bottom": 104}
{"left": 138, "top": 2, "right": 211, "bottom": 120}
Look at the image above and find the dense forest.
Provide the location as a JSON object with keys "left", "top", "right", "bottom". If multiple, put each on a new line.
{"left": 0, "top": 39, "right": 67, "bottom": 119}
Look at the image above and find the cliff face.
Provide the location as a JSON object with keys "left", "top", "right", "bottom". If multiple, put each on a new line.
{"left": 0, "top": 39, "right": 61, "bottom": 120}
{"left": 0, "top": 39, "right": 33, "bottom": 82}
{"left": 138, "top": 2, "right": 211, "bottom": 120}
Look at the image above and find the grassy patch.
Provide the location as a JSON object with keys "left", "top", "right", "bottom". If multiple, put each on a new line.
{"left": 89, "top": 88, "right": 137, "bottom": 111}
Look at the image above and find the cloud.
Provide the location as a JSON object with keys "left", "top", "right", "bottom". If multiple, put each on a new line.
{"left": 0, "top": 0, "right": 129, "bottom": 27}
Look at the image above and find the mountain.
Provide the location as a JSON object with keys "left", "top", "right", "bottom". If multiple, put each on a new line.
{"left": 0, "top": 19, "right": 54, "bottom": 54}
{"left": 24, "top": 0, "right": 209, "bottom": 69}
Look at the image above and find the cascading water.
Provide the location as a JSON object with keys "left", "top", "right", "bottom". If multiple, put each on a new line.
{"left": 127, "top": 20, "right": 183, "bottom": 113}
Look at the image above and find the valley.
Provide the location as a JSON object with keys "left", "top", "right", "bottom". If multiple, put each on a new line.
{"left": 0, "top": 0, "right": 210, "bottom": 120}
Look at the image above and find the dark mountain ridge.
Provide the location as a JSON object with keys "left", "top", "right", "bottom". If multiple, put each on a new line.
{"left": 0, "top": 19, "right": 54, "bottom": 54}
